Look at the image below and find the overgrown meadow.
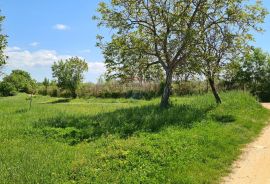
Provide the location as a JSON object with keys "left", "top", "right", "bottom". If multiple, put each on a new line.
{"left": 0, "top": 91, "right": 269, "bottom": 183}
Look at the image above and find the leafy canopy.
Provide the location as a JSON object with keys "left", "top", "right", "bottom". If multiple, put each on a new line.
{"left": 0, "top": 70, "right": 36, "bottom": 95}
{"left": 232, "top": 48, "right": 270, "bottom": 101}
{"left": 96, "top": 0, "right": 267, "bottom": 71}
{"left": 52, "top": 57, "right": 88, "bottom": 98}
{"left": 95, "top": 0, "right": 268, "bottom": 107}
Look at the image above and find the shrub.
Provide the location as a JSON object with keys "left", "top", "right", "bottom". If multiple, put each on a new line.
{"left": 173, "top": 81, "right": 207, "bottom": 96}
{"left": 0, "top": 81, "right": 17, "bottom": 96}
{"left": 1, "top": 70, "right": 36, "bottom": 95}
{"left": 75, "top": 82, "right": 160, "bottom": 100}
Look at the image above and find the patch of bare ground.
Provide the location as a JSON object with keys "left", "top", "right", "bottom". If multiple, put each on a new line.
{"left": 222, "top": 103, "right": 270, "bottom": 184}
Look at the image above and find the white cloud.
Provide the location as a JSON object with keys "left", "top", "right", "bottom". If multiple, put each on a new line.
{"left": 53, "top": 24, "right": 70, "bottom": 30}
{"left": 30, "top": 42, "right": 39, "bottom": 47}
{"left": 4, "top": 47, "right": 106, "bottom": 82}
{"left": 5, "top": 47, "right": 71, "bottom": 68}
{"left": 6, "top": 46, "right": 21, "bottom": 52}
{"left": 5, "top": 47, "right": 105, "bottom": 72}
{"left": 88, "top": 62, "right": 106, "bottom": 73}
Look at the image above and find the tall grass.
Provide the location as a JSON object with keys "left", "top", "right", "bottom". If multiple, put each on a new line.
{"left": 37, "top": 80, "right": 220, "bottom": 99}
{"left": 0, "top": 91, "right": 269, "bottom": 183}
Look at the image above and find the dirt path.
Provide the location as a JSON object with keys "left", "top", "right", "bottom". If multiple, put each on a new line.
{"left": 223, "top": 103, "right": 270, "bottom": 184}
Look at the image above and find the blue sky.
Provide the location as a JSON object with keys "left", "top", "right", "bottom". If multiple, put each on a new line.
{"left": 1, "top": 0, "right": 270, "bottom": 82}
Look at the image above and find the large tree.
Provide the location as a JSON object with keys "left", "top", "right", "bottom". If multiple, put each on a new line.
{"left": 0, "top": 14, "right": 7, "bottom": 75}
{"left": 52, "top": 57, "right": 88, "bottom": 98}
{"left": 192, "top": 1, "right": 267, "bottom": 104}
{"left": 95, "top": 0, "right": 267, "bottom": 108}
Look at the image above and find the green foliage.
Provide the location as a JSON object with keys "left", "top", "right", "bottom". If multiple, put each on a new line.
{"left": 102, "top": 39, "right": 164, "bottom": 83}
{"left": 52, "top": 57, "right": 88, "bottom": 98}
{"left": 38, "top": 81, "right": 162, "bottom": 100}
{"left": 0, "top": 70, "right": 36, "bottom": 96}
{"left": 95, "top": 0, "right": 268, "bottom": 107}
{"left": 77, "top": 82, "right": 160, "bottom": 100}
{"left": 228, "top": 48, "right": 270, "bottom": 101}
{"left": 41, "top": 78, "right": 50, "bottom": 96}
{"left": 172, "top": 80, "right": 206, "bottom": 96}
{"left": 0, "top": 80, "right": 17, "bottom": 96}
{"left": 37, "top": 80, "right": 222, "bottom": 100}
{"left": 0, "top": 92, "right": 269, "bottom": 183}
{"left": 42, "top": 78, "right": 50, "bottom": 88}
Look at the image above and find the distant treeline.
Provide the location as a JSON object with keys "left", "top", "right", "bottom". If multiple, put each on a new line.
{"left": 33, "top": 80, "right": 254, "bottom": 100}
{"left": 37, "top": 80, "right": 209, "bottom": 99}
{"left": 1, "top": 48, "right": 270, "bottom": 102}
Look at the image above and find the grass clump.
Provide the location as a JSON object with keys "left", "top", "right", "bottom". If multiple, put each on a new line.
{"left": 0, "top": 91, "right": 269, "bottom": 183}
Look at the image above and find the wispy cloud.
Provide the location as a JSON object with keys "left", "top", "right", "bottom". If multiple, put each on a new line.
{"left": 5, "top": 47, "right": 106, "bottom": 74}
{"left": 88, "top": 62, "right": 106, "bottom": 73}
{"left": 29, "top": 42, "right": 39, "bottom": 47}
{"left": 53, "top": 24, "right": 70, "bottom": 31}
{"left": 5, "top": 47, "right": 71, "bottom": 68}
{"left": 6, "top": 46, "right": 21, "bottom": 52}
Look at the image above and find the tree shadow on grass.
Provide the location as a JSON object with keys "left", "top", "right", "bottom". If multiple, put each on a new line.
{"left": 47, "top": 98, "right": 71, "bottom": 104}
{"left": 15, "top": 108, "right": 29, "bottom": 114}
{"left": 211, "top": 114, "right": 236, "bottom": 124}
{"left": 34, "top": 104, "right": 215, "bottom": 145}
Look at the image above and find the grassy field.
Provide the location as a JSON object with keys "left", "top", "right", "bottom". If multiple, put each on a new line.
{"left": 0, "top": 91, "right": 269, "bottom": 184}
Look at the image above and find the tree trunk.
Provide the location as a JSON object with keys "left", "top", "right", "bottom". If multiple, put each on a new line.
{"left": 160, "top": 70, "right": 173, "bottom": 108}
{"left": 208, "top": 78, "right": 221, "bottom": 104}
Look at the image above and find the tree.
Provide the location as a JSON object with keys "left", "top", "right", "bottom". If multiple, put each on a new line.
{"left": 232, "top": 48, "right": 270, "bottom": 101}
{"left": 223, "top": 58, "right": 242, "bottom": 90}
{"left": 1, "top": 70, "right": 36, "bottom": 93}
{"left": 95, "top": 0, "right": 267, "bottom": 108}
{"left": 191, "top": 0, "right": 267, "bottom": 104}
{"left": 0, "top": 13, "right": 7, "bottom": 76}
{"left": 42, "top": 77, "right": 50, "bottom": 95}
{"left": 52, "top": 57, "right": 88, "bottom": 98}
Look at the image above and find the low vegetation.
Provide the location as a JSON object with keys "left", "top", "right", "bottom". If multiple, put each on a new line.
{"left": 0, "top": 91, "right": 269, "bottom": 183}
{"left": 0, "top": 70, "right": 36, "bottom": 96}
{"left": 0, "top": 1, "right": 270, "bottom": 183}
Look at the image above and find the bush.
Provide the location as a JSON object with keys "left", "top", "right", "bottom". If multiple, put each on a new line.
{"left": 1, "top": 70, "right": 36, "bottom": 95}
{"left": 0, "top": 81, "right": 17, "bottom": 96}
{"left": 37, "top": 85, "right": 60, "bottom": 97}
{"left": 37, "top": 80, "right": 216, "bottom": 100}
{"left": 40, "top": 82, "right": 161, "bottom": 100}
{"left": 37, "top": 79, "right": 232, "bottom": 100}
{"left": 173, "top": 81, "right": 207, "bottom": 96}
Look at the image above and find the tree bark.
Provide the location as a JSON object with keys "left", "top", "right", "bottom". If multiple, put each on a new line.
{"left": 160, "top": 70, "right": 173, "bottom": 108}
{"left": 208, "top": 78, "right": 221, "bottom": 104}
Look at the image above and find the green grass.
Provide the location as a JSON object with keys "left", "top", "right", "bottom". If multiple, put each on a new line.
{"left": 0, "top": 91, "right": 269, "bottom": 184}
